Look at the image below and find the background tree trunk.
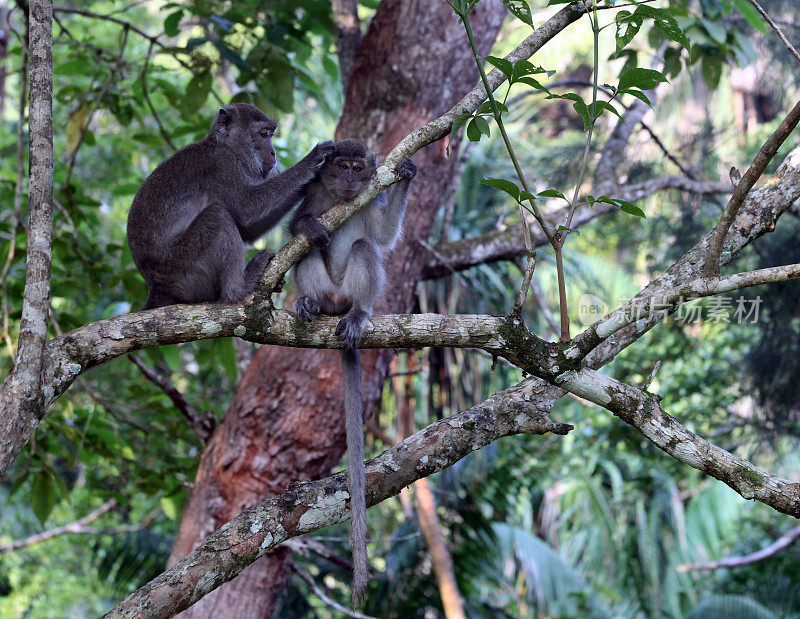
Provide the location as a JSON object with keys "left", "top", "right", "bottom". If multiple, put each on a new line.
{"left": 169, "top": 2, "right": 506, "bottom": 616}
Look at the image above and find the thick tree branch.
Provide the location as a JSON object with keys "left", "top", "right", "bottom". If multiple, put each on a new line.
{"left": 422, "top": 171, "right": 732, "bottom": 279}
{"left": 552, "top": 367, "right": 800, "bottom": 517}
{"left": 0, "top": 0, "right": 52, "bottom": 481}
{"left": 573, "top": 146, "right": 800, "bottom": 357}
{"left": 103, "top": 381, "right": 571, "bottom": 618}
{"left": 704, "top": 98, "right": 800, "bottom": 276}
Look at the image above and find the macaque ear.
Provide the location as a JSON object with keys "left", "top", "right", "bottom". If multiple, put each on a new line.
{"left": 212, "top": 107, "right": 234, "bottom": 142}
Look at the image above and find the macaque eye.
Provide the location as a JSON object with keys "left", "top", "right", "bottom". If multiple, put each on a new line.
{"left": 353, "top": 165, "right": 363, "bottom": 173}
{"left": 259, "top": 130, "right": 272, "bottom": 138}
{"left": 337, "top": 162, "right": 348, "bottom": 171}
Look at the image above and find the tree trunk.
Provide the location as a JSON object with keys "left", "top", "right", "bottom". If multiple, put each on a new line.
{"left": 169, "top": 2, "right": 506, "bottom": 616}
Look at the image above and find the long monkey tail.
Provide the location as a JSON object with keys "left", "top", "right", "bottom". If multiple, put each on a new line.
{"left": 342, "top": 347, "right": 368, "bottom": 607}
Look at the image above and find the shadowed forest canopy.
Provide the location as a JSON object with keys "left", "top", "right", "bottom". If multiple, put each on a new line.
{"left": 0, "top": 0, "right": 799, "bottom": 617}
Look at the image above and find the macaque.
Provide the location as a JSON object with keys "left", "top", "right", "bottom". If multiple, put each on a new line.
{"left": 128, "top": 102, "right": 334, "bottom": 309}
{"left": 290, "top": 138, "right": 416, "bottom": 605}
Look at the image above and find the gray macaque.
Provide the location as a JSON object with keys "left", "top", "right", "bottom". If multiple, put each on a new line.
{"left": 290, "top": 139, "right": 416, "bottom": 605}
{"left": 127, "top": 102, "right": 335, "bottom": 309}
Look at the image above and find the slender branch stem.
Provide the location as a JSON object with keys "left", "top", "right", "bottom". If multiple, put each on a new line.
{"left": 460, "top": 16, "right": 544, "bottom": 249}
{"left": 64, "top": 25, "right": 128, "bottom": 203}
{"left": 703, "top": 98, "right": 800, "bottom": 276}
{"left": 677, "top": 525, "right": 800, "bottom": 572}
{"left": 0, "top": 499, "right": 117, "bottom": 552}
{"left": 458, "top": 6, "right": 575, "bottom": 339}
{"left": 746, "top": 0, "right": 800, "bottom": 64}
{"left": 140, "top": 41, "right": 176, "bottom": 151}
{"left": 291, "top": 564, "right": 378, "bottom": 619}
{"left": 565, "top": 3, "right": 600, "bottom": 235}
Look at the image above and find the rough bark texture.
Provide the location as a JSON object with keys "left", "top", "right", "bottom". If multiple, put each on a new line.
{"left": 169, "top": 2, "right": 507, "bottom": 616}
{"left": 0, "top": 0, "right": 52, "bottom": 481}
{"left": 107, "top": 381, "right": 568, "bottom": 618}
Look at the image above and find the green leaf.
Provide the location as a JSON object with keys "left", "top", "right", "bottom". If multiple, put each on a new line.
{"left": 480, "top": 177, "right": 521, "bottom": 201}
{"left": 448, "top": 113, "right": 473, "bottom": 156}
{"left": 518, "top": 190, "right": 536, "bottom": 202}
{"left": 66, "top": 103, "right": 89, "bottom": 154}
{"left": 560, "top": 93, "right": 591, "bottom": 130}
{"left": 216, "top": 338, "right": 238, "bottom": 383}
{"left": 663, "top": 47, "right": 683, "bottom": 79}
{"left": 160, "top": 494, "right": 182, "bottom": 521}
{"left": 484, "top": 55, "right": 513, "bottom": 80}
{"left": 620, "top": 203, "right": 647, "bottom": 218}
{"left": 31, "top": 471, "right": 57, "bottom": 525}
{"left": 500, "top": 0, "right": 533, "bottom": 26}
{"left": 557, "top": 225, "right": 581, "bottom": 236}
{"left": 615, "top": 10, "right": 643, "bottom": 53}
{"left": 451, "top": 112, "right": 473, "bottom": 135}
{"left": 180, "top": 71, "right": 212, "bottom": 112}
{"left": 164, "top": 9, "right": 183, "bottom": 37}
{"left": 595, "top": 195, "right": 647, "bottom": 218}
{"left": 619, "top": 88, "right": 652, "bottom": 107}
{"left": 701, "top": 55, "right": 722, "bottom": 89}
{"left": 214, "top": 42, "right": 249, "bottom": 71}
{"left": 617, "top": 68, "right": 668, "bottom": 91}
{"left": 517, "top": 76, "right": 552, "bottom": 95}
{"left": 636, "top": 5, "right": 691, "bottom": 50}
{"left": 466, "top": 118, "right": 483, "bottom": 141}
{"left": 731, "top": 0, "right": 769, "bottom": 33}
{"left": 476, "top": 100, "right": 508, "bottom": 115}
{"left": 701, "top": 19, "right": 728, "bottom": 45}
{"left": 473, "top": 115, "right": 491, "bottom": 137}
{"left": 538, "top": 189, "right": 568, "bottom": 201}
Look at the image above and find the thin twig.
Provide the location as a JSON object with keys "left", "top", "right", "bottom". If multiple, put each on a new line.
{"left": 63, "top": 25, "right": 129, "bottom": 204}
{"left": 283, "top": 536, "right": 354, "bottom": 571}
{"left": 512, "top": 251, "right": 537, "bottom": 314}
{"left": 128, "top": 353, "right": 215, "bottom": 443}
{"left": 746, "top": 0, "right": 800, "bottom": 64}
{"left": 677, "top": 525, "right": 800, "bottom": 571}
{"left": 643, "top": 360, "right": 661, "bottom": 390}
{"left": 291, "top": 563, "right": 378, "bottom": 619}
{"left": 704, "top": 97, "right": 800, "bottom": 276}
{"left": 0, "top": 499, "right": 117, "bottom": 552}
{"left": 140, "top": 41, "right": 176, "bottom": 151}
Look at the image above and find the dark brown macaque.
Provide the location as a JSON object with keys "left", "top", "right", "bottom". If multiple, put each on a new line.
{"left": 127, "top": 102, "right": 334, "bottom": 309}
{"left": 290, "top": 139, "right": 416, "bottom": 606}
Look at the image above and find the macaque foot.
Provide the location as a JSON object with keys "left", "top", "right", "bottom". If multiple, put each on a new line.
{"left": 306, "top": 220, "right": 331, "bottom": 248}
{"left": 245, "top": 250, "right": 282, "bottom": 293}
{"left": 295, "top": 296, "right": 321, "bottom": 322}
{"left": 397, "top": 158, "right": 417, "bottom": 180}
{"left": 336, "top": 308, "right": 370, "bottom": 349}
